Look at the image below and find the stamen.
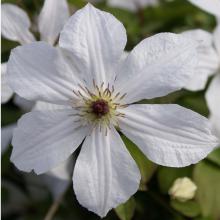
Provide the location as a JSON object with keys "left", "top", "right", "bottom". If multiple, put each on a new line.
{"left": 85, "top": 87, "right": 96, "bottom": 98}
{"left": 111, "top": 85, "right": 115, "bottom": 93}
{"left": 101, "top": 82, "right": 104, "bottom": 89}
{"left": 119, "top": 104, "right": 129, "bottom": 109}
{"left": 114, "top": 92, "right": 120, "bottom": 99}
{"left": 119, "top": 93, "right": 127, "bottom": 100}
{"left": 78, "top": 90, "right": 88, "bottom": 101}
{"left": 103, "top": 88, "right": 109, "bottom": 96}
{"left": 93, "top": 79, "right": 96, "bottom": 88}
{"left": 72, "top": 89, "right": 79, "bottom": 97}
{"left": 78, "top": 83, "right": 88, "bottom": 93}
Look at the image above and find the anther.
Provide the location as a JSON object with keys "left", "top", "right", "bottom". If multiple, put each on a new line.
{"left": 72, "top": 89, "right": 79, "bottom": 97}
{"left": 93, "top": 79, "right": 96, "bottom": 88}
{"left": 114, "top": 92, "right": 120, "bottom": 99}
{"left": 101, "top": 82, "right": 104, "bottom": 89}
{"left": 78, "top": 84, "right": 87, "bottom": 93}
{"left": 119, "top": 93, "right": 127, "bottom": 100}
{"left": 85, "top": 87, "right": 95, "bottom": 98}
{"left": 120, "top": 104, "right": 129, "bottom": 108}
{"left": 111, "top": 85, "right": 115, "bottom": 93}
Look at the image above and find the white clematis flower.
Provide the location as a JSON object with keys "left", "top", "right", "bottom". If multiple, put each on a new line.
{"left": 1, "top": 0, "right": 70, "bottom": 103}
{"left": 186, "top": 0, "right": 220, "bottom": 140}
{"left": 181, "top": 29, "right": 219, "bottom": 91}
{"left": 7, "top": 4, "right": 219, "bottom": 217}
{"left": 206, "top": 75, "right": 220, "bottom": 138}
{"left": 107, "top": 0, "right": 158, "bottom": 12}
{"left": 205, "top": 25, "right": 220, "bottom": 139}
{"left": 1, "top": 0, "right": 71, "bottom": 186}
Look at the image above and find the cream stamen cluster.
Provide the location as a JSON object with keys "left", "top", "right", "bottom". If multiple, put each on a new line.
{"left": 71, "top": 80, "right": 128, "bottom": 132}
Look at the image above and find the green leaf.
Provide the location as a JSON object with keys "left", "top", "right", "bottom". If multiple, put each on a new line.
{"left": 195, "top": 217, "right": 214, "bottom": 220}
{"left": 115, "top": 197, "right": 136, "bottom": 220}
{"left": 122, "top": 135, "right": 157, "bottom": 190}
{"left": 67, "top": 0, "right": 86, "bottom": 8}
{"left": 157, "top": 166, "right": 192, "bottom": 194}
{"left": 193, "top": 161, "right": 220, "bottom": 220}
{"left": 1, "top": 104, "right": 23, "bottom": 126}
{"left": 170, "top": 200, "right": 200, "bottom": 217}
{"left": 1, "top": 39, "right": 19, "bottom": 54}
{"left": 207, "top": 148, "right": 220, "bottom": 167}
{"left": 176, "top": 91, "right": 209, "bottom": 117}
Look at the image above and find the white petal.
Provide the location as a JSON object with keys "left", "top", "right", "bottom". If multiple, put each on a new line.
{"left": 73, "top": 127, "right": 140, "bottom": 217}
{"left": 214, "top": 24, "right": 220, "bottom": 57}
{"left": 33, "top": 101, "right": 70, "bottom": 111}
{"left": 108, "top": 0, "right": 158, "bottom": 12}
{"left": 59, "top": 3, "right": 127, "bottom": 88}
{"left": 1, "top": 4, "right": 35, "bottom": 44}
{"left": 38, "top": 0, "right": 69, "bottom": 45}
{"left": 181, "top": 29, "right": 219, "bottom": 91}
{"left": 1, "top": 123, "right": 16, "bottom": 154}
{"left": 11, "top": 109, "right": 88, "bottom": 174}
{"left": 114, "top": 33, "right": 198, "bottom": 104}
{"left": 7, "top": 42, "right": 82, "bottom": 105}
{"left": 209, "top": 114, "right": 220, "bottom": 140}
{"left": 119, "top": 104, "right": 218, "bottom": 167}
{"left": 188, "top": 0, "right": 220, "bottom": 18}
{"left": 47, "top": 158, "right": 73, "bottom": 181}
{"left": 205, "top": 74, "right": 220, "bottom": 117}
{"left": 1, "top": 63, "right": 13, "bottom": 104}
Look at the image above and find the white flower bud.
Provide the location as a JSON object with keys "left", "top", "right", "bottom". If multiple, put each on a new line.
{"left": 168, "top": 177, "right": 197, "bottom": 202}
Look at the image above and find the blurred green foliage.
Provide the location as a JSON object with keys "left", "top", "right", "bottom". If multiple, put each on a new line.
{"left": 1, "top": 0, "right": 220, "bottom": 220}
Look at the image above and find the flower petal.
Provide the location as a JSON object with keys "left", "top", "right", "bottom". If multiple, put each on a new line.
{"left": 205, "top": 74, "right": 220, "bottom": 117}
{"left": 47, "top": 158, "right": 73, "bottom": 181}
{"left": 209, "top": 114, "right": 220, "bottom": 140}
{"left": 114, "top": 33, "right": 198, "bottom": 104}
{"left": 108, "top": 0, "right": 158, "bottom": 12}
{"left": 11, "top": 109, "right": 88, "bottom": 174}
{"left": 1, "top": 4, "right": 35, "bottom": 44}
{"left": 206, "top": 73, "right": 220, "bottom": 140}
{"left": 1, "top": 63, "right": 13, "bottom": 104}
{"left": 33, "top": 101, "right": 70, "bottom": 111}
{"left": 119, "top": 104, "right": 218, "bottom": 167}
{"left": 38, "top": 0, "right": 69, "bottom": 45}
{"left": 188, "top": 0, "right": 220, "bottom": 18}
{"left": 73, "top": 127, "right": 140, "bottom": 217}
{"left": 7, "top": 42, "right": 82, "bottom": 105}
{"left": 59, "top": 3, "right": 127, "bottom": 87}
{"left": 181, "top": 29, "right": 219, "bottom": 91}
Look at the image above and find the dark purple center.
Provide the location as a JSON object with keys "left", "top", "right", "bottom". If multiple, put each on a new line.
{"left": 91, "top": 99, "right": 109, "bottom": 117}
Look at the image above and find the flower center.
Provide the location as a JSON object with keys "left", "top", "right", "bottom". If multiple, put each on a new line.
{"left": 71, "top": 80, "right": 128, "bottom": 132}
{"left": 91, "top": 99, "right": 109, "bottom": 118}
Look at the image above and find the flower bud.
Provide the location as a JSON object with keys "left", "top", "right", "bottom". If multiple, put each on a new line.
{"left": 168, "top": 177, "right": 197, "bottom": 202}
